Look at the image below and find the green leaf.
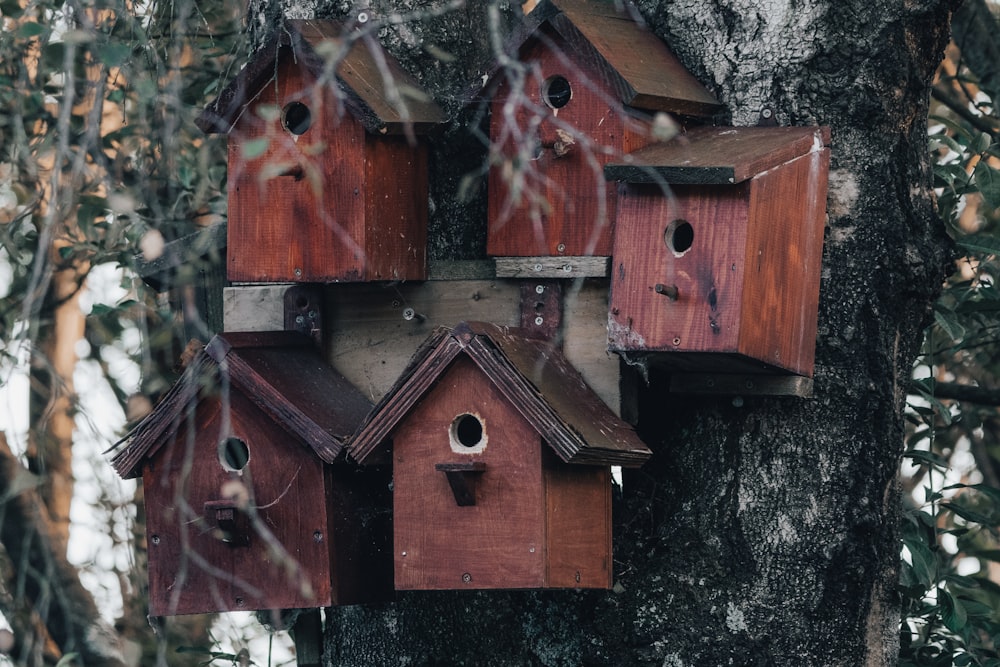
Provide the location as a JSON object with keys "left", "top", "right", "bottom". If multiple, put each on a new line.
{"left": 98, "top": 43, "right": 131, "bottom": 67}
{"left": 974, "top": 159, "right": 1000, "bottom": 209}
{"left": 941, "top": 589, "right": 969, "bottom": 633}
{"left": 903, "top": 536, "right": 937, "bottom": 588}
{"left": 974, "top": 132, "right": 993, "bottom": 155}
{"left": 942, "top": 502, "right": 994, "bottom": 526}
{"left": 17, "top": 22, "right": 44, "bottom": 38}
{"left": 903, "top": 449, "right": 950, "bottom": 469}
{"left": 934, "top": 306, "right": 966, "bottom": 343}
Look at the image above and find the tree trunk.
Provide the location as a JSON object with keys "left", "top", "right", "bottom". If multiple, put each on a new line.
{"left": 241, "top": 1, "right": 956, "bottom": 664}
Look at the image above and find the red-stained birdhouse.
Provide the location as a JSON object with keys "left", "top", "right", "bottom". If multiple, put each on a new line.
{"left": 485, "top": 0, "right": 722, "bottom": 259}
{"left": 349, "top": 322, "right": 651, "bottom": 591}
{"left": 196, "top": 19, "right": 444, "bottom": 283}
{"left": 111, "top": 332, "right": 391, "bottom": 616}
{"left": 604, "top": 126, "right": 831, "bottom": 386}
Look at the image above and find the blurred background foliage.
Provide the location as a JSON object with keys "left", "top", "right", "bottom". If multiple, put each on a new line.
{"left": 901, "top": 1, "right": 1000, "bottom": 665}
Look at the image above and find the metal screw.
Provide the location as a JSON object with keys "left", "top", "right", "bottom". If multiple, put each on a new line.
{"left": 672, "top": 337, "right": 681, "bottom": 346}
{"left": 534, "top": 263, "right": 543, "bottom": 272}
{"left": 575, "top": 571, "right": 581, "bottom": 583}
{"left": 236, "top": 597, "right": 245, "bottom": 607}
{"left": 307, "top": 310, "right": 317, "bottom": 319}
{"left": 403, "top": 307, "right": 416, "bottom": 320}
{"left": 562, "top": 264, "right": 572, "bottom": 273}
{"left": 557, "top": 243, "right": 566, "bottom": 253}
{"left": 745, "top": 379, "right": 755, "bottom": 390}
{"left": 535, "top": 284, "right": 545, "bottom": 294}
{"left": 534, "top": 316, "right": 544, "bottom": 326}
{"left": 294, "top": 268, "right": 302, "bottom": 278}
{"left": 401, "top": 551, "right": 407, "bottom": 557}
{"left": 313, "top": 531, "right": 323, "bottom": 543}
{"left": 295, "top": 315, "right": 305, "bottom": 325}
{"left": 462, "top": 573, "right": 472, "bottom": 583}
{"left": 529, "top": 547, "right": 536, "bottom": 553}
{"left": 761, "top": 108, "right": 773, "bottom": 119}
{"left": 358, "top": 11, "right": 370, "bottom": 23}
{"left": 151, "top": 535, "right": 160, "bottom": 545}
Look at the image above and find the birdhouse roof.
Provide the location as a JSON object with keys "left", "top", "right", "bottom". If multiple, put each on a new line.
{"left": 500, "top": 0, "right": 722, "bottom": 117}
{"left": 111, "top": 331, "right": 372, "bottom": 479}
{"left": 196, "top": 19, "right": 446, "bottom": 136}
{"left": 349, "top": 322, "right": 652, "bottom": 468}
{"left": 604, "top": 125, "right": 832, "bottom": 184}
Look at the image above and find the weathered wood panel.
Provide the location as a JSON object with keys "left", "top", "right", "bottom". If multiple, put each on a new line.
{"left": 392, "top": 356, "right": 546, "bottom": 590}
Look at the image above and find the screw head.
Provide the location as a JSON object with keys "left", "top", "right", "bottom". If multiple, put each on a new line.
{"left": 358, "top": 11, "right": 370, "bottom": 23}
{"left": 534, "top": 316, "right": 544, "bottom": 326}
{"left": 535, "top": 284, "right": 545, "bottom": 294}
{"left": 235, "top": 597, "right": 245, "bottom": 607}
{"left": 557, "top": 243, "right": 566, "bottom": 253}
{"left": 313, "top": 531, "right": 323, "bottom": 543}
{"left": 151, "top": 535, "right": 160, "bottom": 545}
{"left": 294, "top": 268, "right": 302, "bottom": 277}
{"left": 462, "top": 573, "right": 472, "bottom": 583}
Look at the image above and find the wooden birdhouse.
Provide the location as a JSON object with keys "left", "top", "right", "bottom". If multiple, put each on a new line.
{"left": 111, "top": 332, "right": 391, "bottom": 616}
{"left": 196, "top": 19, "right": 445, "bottom": 283}
{"left": 604, "top": 126, "right": 831, "bottom": 386}
{"left": 349, "top": 322, "right": 651, "bottom": 591}
{"left": 485, "top": 0, "right": 722, "bottom": 259}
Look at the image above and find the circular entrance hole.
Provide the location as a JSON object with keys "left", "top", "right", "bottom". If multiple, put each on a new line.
{"left": 664, "top": 219, "right": 694, "bottom": 257}
{"left": 541, "top": 75, "right": 572, "bottom": 109}
{"left": 220, "top": 437, "right": 250, "bottom": 471}
{"left": 449, "top": 413, "right": 486, "bottom": 452}
{"left": 282, "top": 102, "right": 312, "bottom": 135}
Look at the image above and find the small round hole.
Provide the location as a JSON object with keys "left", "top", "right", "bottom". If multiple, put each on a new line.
{"left": 541, "top": 75, "right": 572, "bottom": 109}
{"left": 664, "top": 219, "right": 694, "bottom": 256}
{"left": 453, "top": 414, "right": 484, "bottom": 448}
{"left": 220, "top": 437, "right": 250, "bottom": 471}
{"left": 282, "top": 102, "right": 312, "bottom": 135}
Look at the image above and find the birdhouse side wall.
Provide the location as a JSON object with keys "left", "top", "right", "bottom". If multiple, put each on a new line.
{"left": 608, "top": 182, "right": 749, "bottom": 360}
{"left": 226, "top": 55, "right": 368, "bottom": 282}
{"left": 143, "top": 390, "right": 332, "bottom": 615}
{"left": 362, "top": 133, "right": 429, "bottom": 281}
{"left": 738, "top": 149, "right": 830, "bottom": 376}
{"left": 542, "top": 449, "right": 612, "bottom": 588}
{"left": 392, "top": 355, "right": 546, "bottom": 590}
{"left": 487, "top": 30, "right": 650, "bottom": 257}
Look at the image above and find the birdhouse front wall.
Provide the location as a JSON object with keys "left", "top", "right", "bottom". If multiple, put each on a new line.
{"left": 143, "top": 389, "right": 332, "bottom": 616}
{"left": 487, "top": 28, "right": 650, "bottom": 258}
{"left": 609, "top": 150, "right": 828, "bottom": 376}
{"left": 227, "top": 53, "right": 427, "bottom": 283}
{"left": 391, "top": 355, "right": 612, "bottom": 590}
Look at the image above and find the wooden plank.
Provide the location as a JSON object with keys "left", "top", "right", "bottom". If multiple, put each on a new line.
{"left": 323, "top": 281, "right": 521, "bottom": 402}
{"left": 561, "top": 279, "right": 620, "bottom": 415}
{"left": 669, "top": 373, "right": 814, "bottom": 397}
{"left": 737, "top": 149, "right": 828, "bottom": 377}
{"left": 520, "top": 280, "right": 562, "bottom": 340}
{"left": 605, "top": 126, "right": 831, "bottom": 184}
{"left": 224, "top": 285, "right": 290, "bottom": 331}
{"left": 495, "top": 256, "right": 610, "bottom": 278}
{"left": 549, "top": 7, "right": 722, "bottom": 116}
{"left": 363, "top": 133, "right": 428, "bottom": 281}
{"left": 543, "top": 450, "right": 611, "bottom": 588}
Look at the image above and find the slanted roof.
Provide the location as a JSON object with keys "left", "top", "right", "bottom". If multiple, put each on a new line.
{"left": 349, "top": 322, "right": 652, "bottom": 468}
{"left": 196, "top": 19, "right": 445, "bottom": 136}
{"left": 111, "top": 331, "right": 372, "bottom": 479}
{"left": 507, "top": 0, "right": 722, "bottom": 117}
{"left": 604, "top": 125, "right": 832, "bottom": 184}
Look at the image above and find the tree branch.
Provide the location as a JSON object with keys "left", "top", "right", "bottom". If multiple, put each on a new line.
{"left": 912, "top": 380, "right": 1000, "bottom": 406}
{"left": 952, "top": 0, "right": 1000, "bottom": 98}
{"left": 0, "top": 434, "right": 127, "bottom": 667}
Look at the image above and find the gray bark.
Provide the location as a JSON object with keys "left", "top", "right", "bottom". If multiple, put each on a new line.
{"left": 252, "top": 0, "right": 955, "bottom": 664}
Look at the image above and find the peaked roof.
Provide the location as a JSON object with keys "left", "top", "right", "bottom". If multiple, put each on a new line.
{"left": 111, "top": 331, "right": 372, "bottom": 479}
{"left": 196, "top": 19, "right": 446, "bottom": 136}
{"left": 507, "top": 0, "right": 722, "bottom": 117}
{"left": 604, "top": 125, "right": 832, "bottom": 184}
{"left": 349, "top": 322, "right": 652, "bottom": 468}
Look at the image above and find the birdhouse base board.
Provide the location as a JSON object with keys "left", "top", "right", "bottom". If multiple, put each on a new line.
{"left": 669, "top": 372, "right": 813, "bottom": 397}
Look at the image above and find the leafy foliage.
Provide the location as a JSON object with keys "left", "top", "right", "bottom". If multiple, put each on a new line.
{"left": 901, "top": 23, "right": 1000, "bottom": 667}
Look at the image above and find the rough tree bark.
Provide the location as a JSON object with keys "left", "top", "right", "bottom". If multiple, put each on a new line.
{"left": 241, "top": 1, "right": 956, "bottom": 664}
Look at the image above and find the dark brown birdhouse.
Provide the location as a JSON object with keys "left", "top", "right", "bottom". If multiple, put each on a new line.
{"left": 111, "top": 332, "right": 391, "bottom": 616}
{"left": 196, "top": 20, "right": 445, "bottom": 283}
{"left": 604, "top": 126, "right": 831, "bottom": 384}
{"left": 485, "top": 0, "right": 722, "bottom": 259}
{"left": 349, "top": 322, "right": 651, "bottom": 591}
